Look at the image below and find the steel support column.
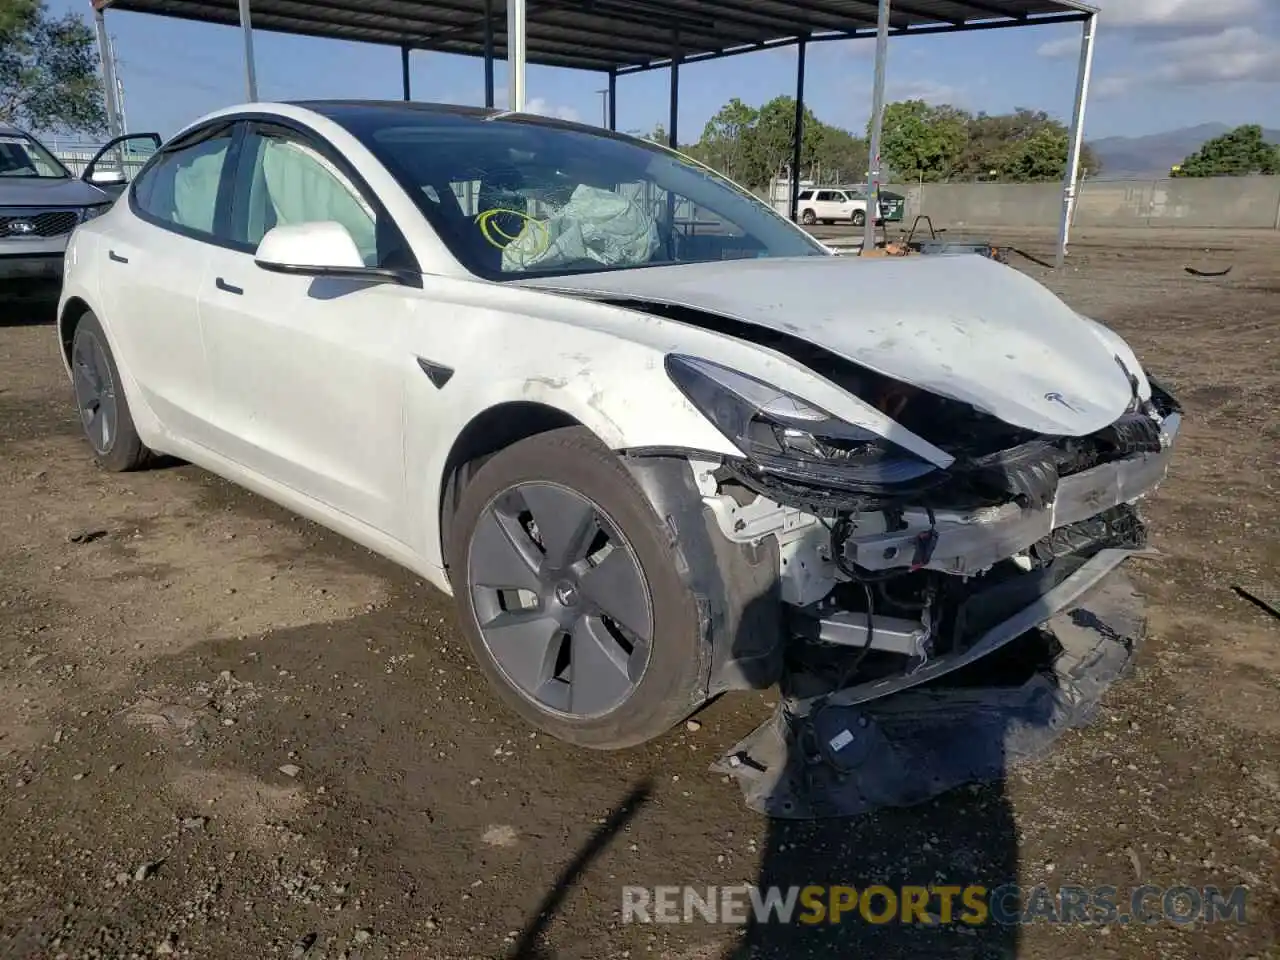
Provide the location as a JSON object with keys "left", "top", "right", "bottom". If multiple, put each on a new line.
{"left": 1055, "top": 12, "right": 1097, "bottom": 269}
{"left": 237, "top": 0, "right": 258, "bottom": 101}
{"left": 400, "top": 45, "right": 411, "bottom": 100}
{"left": 607, "top": 69, "right": 617, "bottom": 131}
{"left": 93, "top": 6, "right": 123, "bottom": 139}
{"left": 789, "top": 38, "right": 807, "bottom": 223}
{"left": 506, "top": 0, "right": 526, "bottom": 111}
{"left": 483, "top": 0, "right": 495, "bottom": 107}
{"left": 863, "top": 0, "right": 891, "bottom": 252}
{"left": 668, "top": 47, "right": 680, "bottom": 149}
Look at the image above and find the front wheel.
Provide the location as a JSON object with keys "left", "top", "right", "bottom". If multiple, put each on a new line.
{"left": 448, "top": 427, "right": 707, "bottom": 749}
{"left": 852, "top": 210, "right": 867, "bottom": 227}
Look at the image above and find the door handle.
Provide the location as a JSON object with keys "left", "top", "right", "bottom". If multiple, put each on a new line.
{"left": 108, "top": 250, "right": 128, "bottom": 263}
{"left": 215, "top": 277, "right": 243, "bottom": 295}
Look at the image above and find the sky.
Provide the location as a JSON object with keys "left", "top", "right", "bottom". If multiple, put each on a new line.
{"left": 47, "top": 0, "right": 1280, "bottom": 143}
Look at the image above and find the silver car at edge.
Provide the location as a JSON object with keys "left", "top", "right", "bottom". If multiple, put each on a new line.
{"left": 1, "top": 125, "right": 159, "bottom": 297}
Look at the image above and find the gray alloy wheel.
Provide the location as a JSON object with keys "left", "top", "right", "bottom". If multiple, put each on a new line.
{"left": 467, "top": 481, "right": 654, "bottom": 719}
{"left": 449, "top": 426, "right": 708, "bottom": 749}
{"left": 71, "top": 326, "right": 119, "bottom": 456}
{"left": 852, "top": 209, "right": 867, "bottom": 227}
{"left": 800, "top": 209, "right": 817, "bottom": 225}
{"left": 68, "top": 310, "right": 151, "bottom": 472}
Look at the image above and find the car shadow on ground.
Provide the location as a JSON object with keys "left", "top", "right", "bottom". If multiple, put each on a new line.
{"left": 501, "top": 598, "right": 1031, "bottom": 959}
{"left": 0, "top": 292, "right": 60, "bottom": 327}
{"left": 721, "top": 783, "right": 1020, "bottom": 958}
{"left": 503, "top": 757, "right": 1021, "bottom": 959}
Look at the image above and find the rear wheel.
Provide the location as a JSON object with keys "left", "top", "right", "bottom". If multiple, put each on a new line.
{"left": 70, "top": 311, "right": 150, "bottom": 472}
{"left": 449, "top": 427, "right": 707, "bottom": 749}
{"left": 800, "top": 209, "right": 816, "bottom": 225}
{"left": 852, "top": 209, "right": 867, "bottom": 227}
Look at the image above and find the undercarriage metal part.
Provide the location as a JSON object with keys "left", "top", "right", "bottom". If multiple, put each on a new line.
{"left": 793, "top": 546, "right": 1136, "bottom": 713}
{"left": 790, "top": 606, "right": 931, "bottom": 660}
{"left": 712, "top": 568, "right": 1144, "bottom": 818}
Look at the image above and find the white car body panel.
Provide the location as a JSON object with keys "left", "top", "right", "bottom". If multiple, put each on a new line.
{"left": 519, "top": 254, "right": 1139, "bottom": 437}
{"left": 56, "top": 99, "right": 1158, "bottom": 603}
{"left": 198, "top": 246, "right": 412, "bottom": 540}
{"left": 96, "top": 214, "right": 217, "bottom": 444}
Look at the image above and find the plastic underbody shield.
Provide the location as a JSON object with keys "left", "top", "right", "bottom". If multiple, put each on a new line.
{"left": 712, "top": 565, "right": 1144, "bottom": 819}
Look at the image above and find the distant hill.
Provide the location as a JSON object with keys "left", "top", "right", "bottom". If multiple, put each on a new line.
{"left": 1090, "top": 123, "right": 1280, "bottom": 178}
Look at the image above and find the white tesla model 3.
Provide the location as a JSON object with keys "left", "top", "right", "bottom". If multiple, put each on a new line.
{"left": 57, "top": 101, "right": 1181, "bottom": 749}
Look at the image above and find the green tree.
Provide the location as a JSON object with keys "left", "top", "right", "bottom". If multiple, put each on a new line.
{"left": 873, "top": 100, "right": 968, "bottom": 182}
{"left": 641, "top": 123, "right": 668, "bottom": 145}
{"left": 697, "top": 98, "right": 759, "bottom": 183}
{"left": 748, "top": 95, "right": 827, "bottom": 189}
{"left": 989, "top": 126, "right": 1069, "bottom": 181}
{"left": 954, "top": 108, "right": 1099, "bottom": 181}
{"left": 813, "top": 126, "right": 869, "bottom": 185}
{"left": 680, "top": 96, "right": 1106, "bottom": 188}
{"left": 0, "top": 0, "right": 106, "bottom": 133}
{"left": 1173, "top": 125, "right": 1279, "bottom": 177}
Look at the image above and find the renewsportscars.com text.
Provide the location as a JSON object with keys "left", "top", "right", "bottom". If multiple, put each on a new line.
{"left": 621, "top": 884, "right": 1248, "bottom": 926}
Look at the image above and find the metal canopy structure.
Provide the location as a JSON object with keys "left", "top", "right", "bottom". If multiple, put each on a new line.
{"left": 90, "top": 0, "right": 1099, "bottom": 264}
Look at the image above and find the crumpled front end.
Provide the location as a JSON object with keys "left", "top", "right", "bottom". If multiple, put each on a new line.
{"left": 680, "top": 369, "right": 1182, "bottom": 817}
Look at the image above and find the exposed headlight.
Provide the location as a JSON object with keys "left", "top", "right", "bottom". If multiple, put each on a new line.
{"left": 665, "top": 354, "right": 938, "bottom": 492}
{"left": 79, "top": 204, "right": 110, "bottom": 223}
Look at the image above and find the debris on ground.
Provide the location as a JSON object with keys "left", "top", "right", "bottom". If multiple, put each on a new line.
{"left": 67, "top": 528, "right": 108, "bottom": 544}
{"left": 1232, "top": 583, "right": 1280, "bottom": 620}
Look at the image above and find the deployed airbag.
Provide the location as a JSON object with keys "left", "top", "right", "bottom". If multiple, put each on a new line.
{"left": 501, "top": 184, "right": 659, "bottom": 272}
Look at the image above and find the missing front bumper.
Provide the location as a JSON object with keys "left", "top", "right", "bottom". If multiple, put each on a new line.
{"left": 713, "top": 555, "right": 1144, "bottom": 819}
{"left": 842, "top": 413, "right": 1181, "bottom": 577}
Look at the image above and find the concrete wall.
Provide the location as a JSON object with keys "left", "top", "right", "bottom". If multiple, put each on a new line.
{"left": 888, "top": 176, "right": 1280, "bottom": 231}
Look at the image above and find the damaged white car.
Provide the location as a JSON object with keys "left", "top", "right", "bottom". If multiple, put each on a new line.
{"left": 57, "top": 102, "right": 1181, "bottom": 779}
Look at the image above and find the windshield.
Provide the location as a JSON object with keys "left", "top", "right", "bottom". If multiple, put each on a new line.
{"left": 0, "top": 133, "right": 71, "bottom": 179}
{"left": 324, "top": 105, "right": 828, "bottom": 280}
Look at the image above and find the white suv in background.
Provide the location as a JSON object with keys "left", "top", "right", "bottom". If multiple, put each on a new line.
{"left": 796, "top": 187, "right": 881, "bottom": 227}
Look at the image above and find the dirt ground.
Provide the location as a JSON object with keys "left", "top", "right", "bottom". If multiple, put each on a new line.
{"left": 1, "top": 226, "right": 1277, "bottom": 960}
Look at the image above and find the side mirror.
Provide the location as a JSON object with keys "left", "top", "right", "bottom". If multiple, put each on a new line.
{"left": 82, "top": 132, "right": 160, "bottom": 191}
{"left": 89, "top": 168, "right": 127, "bottom": 186}
{"left": 254, "top": 222, "right": 408, "bottom": 285}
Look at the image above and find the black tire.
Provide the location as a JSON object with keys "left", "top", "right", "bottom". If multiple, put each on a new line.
{"left": 852, "top": 209, "right": 867, "bottom": 227}
{"left": 449, "top": 427, "right": 706, "bottom": 750}
{"left": 800, "top": 209, "right": 816, "bottom": 225}
{"left": 69, "top": 310, "right": 151, "bottom": 472}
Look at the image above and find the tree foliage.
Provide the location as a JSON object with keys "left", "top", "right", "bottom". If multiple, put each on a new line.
{"left": 873, "top": 100, "right": 968, "bottom": 182}
{"left": 682, "top": 96, "right": 842, "bottom": 189}
{"left": 0, "top": 0, "right": 106, "bottom": 134}
{"left": 877, "top": 101, "right": 1098, "bottom": 182}
{"left": 1172, "top": 125, "right": 1279, "bottom": 177}
{"left": 673, "top": 95, "right": 1102, "bottom": 188}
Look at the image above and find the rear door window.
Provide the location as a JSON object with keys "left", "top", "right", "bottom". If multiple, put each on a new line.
{"left": 132, "top": 128, "right": 234, "bottom": 237}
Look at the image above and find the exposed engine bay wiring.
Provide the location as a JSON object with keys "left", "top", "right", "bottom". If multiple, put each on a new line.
{"left": 814, "top": 506, "right": 940, "bottom": 693}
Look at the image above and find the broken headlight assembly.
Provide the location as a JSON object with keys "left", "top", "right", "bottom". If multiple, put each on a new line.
{"left": 665, "top": 354, "right": 940, "bottom": 494}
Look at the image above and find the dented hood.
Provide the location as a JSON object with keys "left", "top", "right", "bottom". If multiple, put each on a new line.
{"left": 518, "top": 254, "right": 1136, "bottom": 436}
